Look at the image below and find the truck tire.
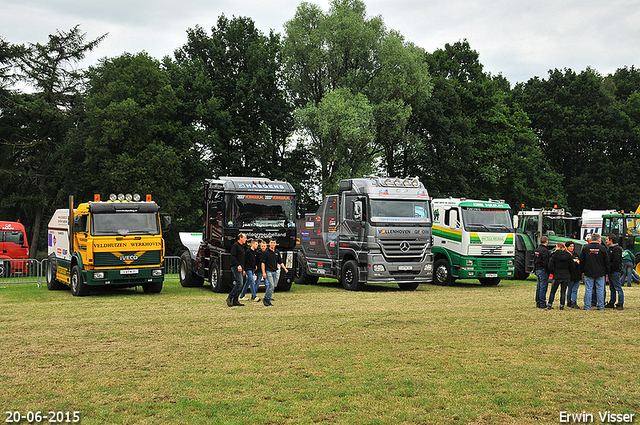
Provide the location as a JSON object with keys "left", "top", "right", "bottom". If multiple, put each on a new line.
{"left": 209, "top": 261, "right": 225, "bottom": 293}
{"left": 0, "top": 261, "right": 9, "bottom": 278}
{"left": 341, "top": 260, "right": 363, "bottom": 291}
{"left": 434, "top": 258, "right": 454, "bottom": 286}
{"left": 479, "top": 277, "right": 501, "bottom": 286}
{"left": 275, "top": 277, "right": 292, "bottom": 292}
{"left": 513, "top": 251, "right": 529, "bottom": 280}
{"left": 635, "top": 253, "right": 640, "bottom": 277}
{"left": 46, "top": 254, "right": 65, "bottom": 290}
{"left": 294, "top": 255, "right": 318, "bottom": 285}
{"left": 70, "top": 265, "right": 90, "bottom": 297}
{"left": 143, "top": 281, "right": 163, "bottom": 293}
{"left": 398, "top": 282, "right": 420, "bottom": 290}
{"left": 179, "top": 251, "right": 204, "bottom": 287}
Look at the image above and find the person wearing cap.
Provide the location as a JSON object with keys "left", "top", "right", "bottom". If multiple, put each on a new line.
{"left": 578, "top": 233, "right": 610, "bottom": 310}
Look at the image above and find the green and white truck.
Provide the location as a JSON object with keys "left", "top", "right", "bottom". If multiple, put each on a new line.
{"left": 431, "top": 198, "right": 515, "bottom": 286}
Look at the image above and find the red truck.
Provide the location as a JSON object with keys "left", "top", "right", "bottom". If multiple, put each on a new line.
{"left": 0, "top": 221, "right": 30, "bottom": 277}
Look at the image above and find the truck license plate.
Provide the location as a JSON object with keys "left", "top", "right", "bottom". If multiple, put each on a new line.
{"left": 398, "top": 266, "right": 413, "bottom": 271}
{"left": 486, "top": 273, "right": 498, "bottom": 278}
{"left": 120, "top": 269, "right": 138, "bottom": 275}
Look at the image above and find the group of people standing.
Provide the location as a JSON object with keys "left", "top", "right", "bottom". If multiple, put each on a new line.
{"left": 535, "top": 233, "right": 630, "bottom": 311}
{"left": 226, "top": 233, "right": 289, "bottom": 308}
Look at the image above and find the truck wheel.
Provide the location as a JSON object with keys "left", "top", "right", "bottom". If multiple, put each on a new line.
{"left": 0, "top": 261, "right": 9, "bottom": 278}
{"left": 70, "top": 265, "right": 90, "bottom": 297}
{"left": 513, "top": 251, "right": 529, "bottom": 280}
{"left": 479, "top": 277, "right": 501, "bottom": 286}
{"left": 209, "top": 262, "right": 225, "bottom": 293}
{"left": 275, "top": 278, "right": 292, "bottom": 292}
{"left": 341, "top": 260, "right": 363, "bottom": 291}
{"left": 46, "top": 254, "right": 65, "bottom": 290}
{"left": 398, "top": 282, "right": 419, "bottom": 290}
{"left": 179, "top": 251, "right": 204, "bottom": 287}
{"left": 635, "top": 253, "right": 640, "bottom": 277}
{"left": 294, "top": 255, "right": 318, "bottom": 285}
{"left": 143, "top": 281, "right": 163, "bottom": 293}
{"left": 434, "top": 258, "right": 454, "bottom": 286}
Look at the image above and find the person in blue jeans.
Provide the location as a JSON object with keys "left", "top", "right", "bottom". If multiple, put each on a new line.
{"left": 564, "top": 241, "right": 582, "bottom": 308}
{"left": 226, "top": 233, "right": 247, "bottom": 307}
{"left": 534, "top": 236, "right": 552, "bottom": 309}
{"left": 261, "top": 239, "right": 288, "bottom": 307}
{"left": 239, "top": 239, "right": 260, "bottom": 302}
{"left": 621, "top": 248, "right": 635, "bottom": 287}
{"left": 606, "top": 234, "right": 624, "bottom": 310}
{"left": 579, "top": 233, "right": 610, "bottom": 310}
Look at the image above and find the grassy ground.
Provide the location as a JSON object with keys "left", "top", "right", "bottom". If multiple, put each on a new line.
{"left": 1, "top": 277, "right": 639, "bottom": 424}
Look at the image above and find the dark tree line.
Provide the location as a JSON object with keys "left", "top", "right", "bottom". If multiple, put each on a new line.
{"left": 2, "top": 0, "right": 640, "bottom": 256}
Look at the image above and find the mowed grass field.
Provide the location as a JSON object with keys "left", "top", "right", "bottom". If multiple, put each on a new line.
{"left": 1, "top": 277, "right": 639, "bottom": 425}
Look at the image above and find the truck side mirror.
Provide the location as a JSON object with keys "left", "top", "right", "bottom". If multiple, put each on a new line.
{"left": 162, "top": 214, "right": 172, "bottom": 232}
{"left": 353, "top": 200, "right": 363, "bottom": 222}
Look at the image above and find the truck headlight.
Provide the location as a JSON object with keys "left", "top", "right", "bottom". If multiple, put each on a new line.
{"left": 94, "top": 272, "right": 105, "bottom": 279}
{"left": 373, "top": 265, "right": 385, "bottom": 272}
{"left": 424, "top": 263, "right": 433, "bottom": 272}
{"left": 507, "top": 259, "right": 514, "bottom": 266}
{"left": 152, "top": 269, "right": 163, "bottom": 277}
{"left": 466, "top": 260, "right": 474, "bottom": 266}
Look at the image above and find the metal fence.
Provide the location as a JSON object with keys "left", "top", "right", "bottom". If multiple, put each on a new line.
{"left": 0, "top": 256, "right": 182, "bottom": 286}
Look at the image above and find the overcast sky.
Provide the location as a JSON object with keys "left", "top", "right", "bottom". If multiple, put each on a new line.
{"left": 2, "top": 0, "right": 639, "bottom": 84}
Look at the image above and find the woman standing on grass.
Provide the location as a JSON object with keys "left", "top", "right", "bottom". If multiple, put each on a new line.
{"left": 546, "top": 242, "right": 576, "bottom": 310}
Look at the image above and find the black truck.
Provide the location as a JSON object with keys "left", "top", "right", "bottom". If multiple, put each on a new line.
{"left": 179, "top": 177, "right": 297, "bottom": 292}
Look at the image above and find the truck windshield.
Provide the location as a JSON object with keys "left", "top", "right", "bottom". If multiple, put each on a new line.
{"left": 462, "top": 208, "right": 513, "bottom": 232}
{"left": 91, "top": 213, "right": 160, "bottom": 236}
{"left": 232, "top": 194, "right": 295, "bottom": 228}
{"left": 370, "top": 200, "right": 430, "bottom": 223}
{"left": 2, "top": 231, "right": 24, "bottom": 244}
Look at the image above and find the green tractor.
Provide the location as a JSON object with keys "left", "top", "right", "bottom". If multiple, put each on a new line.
{"left": 512, "top": 207, "right": 585, "bottom": 279}
{"left": 602, "top": 212, "right": 640, "bottom": 274}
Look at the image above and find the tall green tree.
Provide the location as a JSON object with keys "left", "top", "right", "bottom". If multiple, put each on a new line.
{"left": 411, "top": 40, "right": 564, "bottom": 208}
{"left": 282, "top": 0, "right": 432, "bottom": 196}
{"left": 171, "top": 15, "right": 295, "bottom": 178}
{"left": 514, "top": 67, "right": 640, "bottom": 212}
{"left": 0, "top": 27, "right": 105, "bottom": 256}
{"left": 59, "top": 52, "right": 200, "bottom": 255}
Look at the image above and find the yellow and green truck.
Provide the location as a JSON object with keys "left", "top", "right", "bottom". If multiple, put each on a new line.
{"left": 432, "top": 198, "right": 515, "bottom": 285}
{"left": 46, "top": 194, "right": 170, "bottom": 296}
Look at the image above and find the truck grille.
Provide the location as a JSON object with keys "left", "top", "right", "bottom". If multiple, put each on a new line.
{"left": 379, "top": 239, "right": 427, "bottom": 261}
{"left": 93, "top": 250, "right": 162, "bottom": 267}
{"left": 476, "top": 258, "right": 503, "bottom": 269}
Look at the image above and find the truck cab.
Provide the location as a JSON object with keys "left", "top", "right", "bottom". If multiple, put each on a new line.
{"left": 179, "top": 177, "right": 298, "bottom": 292}
{"left": 296, "top": 176, "right": 433, "bottom": 290}
{"left": 0, "top": 221, "right": 30, "bottom": 277}
{"left": 431, "top": 198, "right": 515, "bottom": 286}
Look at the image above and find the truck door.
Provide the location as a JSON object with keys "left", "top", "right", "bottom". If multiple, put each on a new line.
{"left": 323, "top": 195, "right": 339, "bottom": 260}
{"left": 341, "top": 195, "right": 365, "bottom": 247}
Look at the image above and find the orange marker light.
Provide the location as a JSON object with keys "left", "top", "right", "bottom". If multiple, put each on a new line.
{"left": 94, "top": 194, "right": 101, "bottom": 202}
{"left": 146, "top": 194, "right": 152, "bottom": 202}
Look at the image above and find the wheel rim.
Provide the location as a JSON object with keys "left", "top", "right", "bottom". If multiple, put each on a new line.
{"left": 436, "top": 264, "right": 448, "bottom": 283}
{"left": 180, "top": 260, "right": 187, "bottom": 281}
{"left": 71, "top": 272, "right": 78, "bottom": 293}
{"left": 344, "top": 268, "right": 353, "bottom": 286}
{"left": 210, "top": 267, "right": 219, "bottom": 290}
